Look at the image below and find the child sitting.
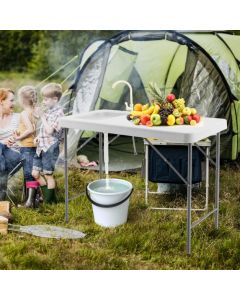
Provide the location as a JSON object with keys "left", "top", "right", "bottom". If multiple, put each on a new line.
{"left": 13, "top": 86, "right": 40, "bottom": 208}
{"left": 32, "top": 83, "right": 64, "bottom": 204}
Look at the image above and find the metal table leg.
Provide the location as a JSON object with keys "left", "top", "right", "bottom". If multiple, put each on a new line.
{"left": 187, "top": 143, "right": 192, "bottom": 255}
{"left": 205, "top": 146, "right": 210, "bottom": 210}
{"left": 99, "top": 132, "right": 103, "bottom": 179}
{"left": 145, "top": 142, "right": 149, "bottom": 205}
{"left": 214, "top": 133, "right": 221, "bottom": 228}
{"left": 64, "top": 128, "right": 69, "bottom": 223}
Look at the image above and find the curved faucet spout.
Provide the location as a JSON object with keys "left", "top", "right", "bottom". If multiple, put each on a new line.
{"left": 112, "top": 80, "right": 133, "bottom": 111}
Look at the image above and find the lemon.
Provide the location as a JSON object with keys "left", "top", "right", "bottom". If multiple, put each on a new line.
{"left": 167, "top": 114, "right": 175, "bottom": 126}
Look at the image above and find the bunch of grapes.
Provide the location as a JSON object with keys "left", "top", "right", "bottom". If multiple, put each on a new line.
{"left": 172, "top": 98, "right": 185, "bottom": 112}
{"left": 159, "top": 108, "right": 173, "bottom": 125}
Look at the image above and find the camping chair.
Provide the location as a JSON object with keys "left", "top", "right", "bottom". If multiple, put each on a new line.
{"left": 6, "top": 159, "right": 25, "bottom": 206}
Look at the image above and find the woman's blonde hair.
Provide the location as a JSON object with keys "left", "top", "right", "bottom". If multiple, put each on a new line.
{"left": 18, "top": 86, "right": 37, "bottom": 107}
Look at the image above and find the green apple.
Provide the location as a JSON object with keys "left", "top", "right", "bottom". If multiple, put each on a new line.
{"left": 190, "top": 120, "right": 197, "bottom": 126}
{"left": 133, "top": 117, "right": 141, "bottom": 125}
{"left": 150, "top": 114, "right": 161, "bottom": 126}
{"left": 190, "top": 108, "right": 197, "bottom": 115}
{"left": 182, "top": 107, "right": 191, "bottom": 116}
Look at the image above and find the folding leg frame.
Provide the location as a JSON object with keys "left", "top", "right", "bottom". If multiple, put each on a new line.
{"left": 144, "top": 141, "right": 210, "bottom": 211}
{"left": 145, "top": 134, "right": 221, "bottom": 255}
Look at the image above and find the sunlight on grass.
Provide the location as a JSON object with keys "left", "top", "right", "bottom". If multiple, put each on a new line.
{"left": 1, "top": 161, "right": 240, "bottom": 270}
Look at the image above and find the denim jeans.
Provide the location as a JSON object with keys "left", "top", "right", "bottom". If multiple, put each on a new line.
{"left": 33, "top": 142, "right": 60, "bottom": 175}
{"left": 0, "top": 143, "right": 6, "bottom": 172}
{"left": 0, "top": 143, "right": 22, "bottom": 200}
{"left": 20, "top": 147, "right": 36, "bottom": 182}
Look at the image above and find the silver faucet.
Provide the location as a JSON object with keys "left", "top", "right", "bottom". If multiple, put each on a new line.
{"left": 112, "top": 80, "right": 133, "bottom": 111}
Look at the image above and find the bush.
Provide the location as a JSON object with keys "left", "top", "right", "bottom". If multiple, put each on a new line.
{"left": 0, "top": 30, "right": 42, "bottom": 72}
{"left": 28, "top": 30, "right": 118, "bottom": 80}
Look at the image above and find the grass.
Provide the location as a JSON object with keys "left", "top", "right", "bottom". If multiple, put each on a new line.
{"left": 1, "top": 160, "right": 240, "bottom": 270}
{"left": 1, "top": 73, "right": 240, "bottom": 269}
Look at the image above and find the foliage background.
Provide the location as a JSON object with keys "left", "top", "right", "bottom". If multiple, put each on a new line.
{"left": 0, "top": 30, "right": 118, "bottom": 79}
{"left": 1, "top": 30, "right": 239, "bottom": 81}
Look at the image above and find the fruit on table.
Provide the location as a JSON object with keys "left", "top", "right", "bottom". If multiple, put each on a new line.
{"left": 173, "top": 98, "right": 185, "bottom": 112}
{"left": 167, "top": 114, "right": 175, "bottom": 126}
{"left": 130, "top": 103, "right": 157, "bottom": 117}
{"left": 182, "top": 107, "right": 192, "bottom": 116}
{"left": 175, "top": 116, "right": 184, "bottom": 125}
{"left": 166, "top": 93, "right": 176, "bottom": 102}
{"left": 133, "top": 117, "right": 141, "bottom": 125}
{"left": 140, "top": 115, "right": 151, "bottom": 125}
{"left": 151, "top": 114, "right": 161, "bottom": 126}
{"left": 190, "top": 108, "right": 197, "bottom": 115}
{"left": 173, "top": 109, "right": 181, "bottom": 118}
{"left": 143, "top": 104, "right": 155, "bottom": 115}
{"left": 152, "top": 104, "right": 160, "bottom": 114}
{"left": 142, "top": 103, "right": 150, "bottom": 111}
{"left": 146, "top": 120, "right": 153, "bottom": 127}
{"left": 184, "top": 115, "right": 192, "bottom": 124}
{"left": 134, "top": 103, "right": 143, "bottom": 111}
{"left": 192, "top": 114, "right": 201, "bottom": 123}
{"left": 128, "top": 93, "right": 201, "bottom": 127}
{"left": 190, "top": 120, "right": 197, "bottom": 126}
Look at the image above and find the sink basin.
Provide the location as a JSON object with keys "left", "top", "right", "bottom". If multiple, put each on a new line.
{"left": 70, "top": 110, "right": 127, "bottom": 121}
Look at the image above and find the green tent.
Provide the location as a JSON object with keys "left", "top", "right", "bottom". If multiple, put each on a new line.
{"left": 61, "top": 31, "right": 240, "bottom": 166}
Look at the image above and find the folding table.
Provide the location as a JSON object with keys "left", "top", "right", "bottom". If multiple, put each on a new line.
{"left": 59, "top": 110, "right": 227, "bottom": 254}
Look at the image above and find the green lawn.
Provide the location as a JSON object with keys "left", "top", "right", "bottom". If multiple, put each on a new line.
{"left": 1, "top": 160, "right": 240, "bottom": 270}
{"left": 1, "top": 73, "right": 240, "bottom": 269}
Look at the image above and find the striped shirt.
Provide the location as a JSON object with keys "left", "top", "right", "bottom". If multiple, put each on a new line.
{"left": 36, "top": 105, "right": 64, "bottom": 156}
{"left": 0, "top": 113, "right": 20, "bottom": 148}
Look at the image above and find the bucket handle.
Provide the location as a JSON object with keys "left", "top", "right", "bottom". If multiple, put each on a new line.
{"left": 86, "top": 186, "right": 133, "bottom": 208}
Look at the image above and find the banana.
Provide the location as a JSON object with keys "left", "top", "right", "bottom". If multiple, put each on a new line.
{"left": 152, "top": 104, "right": 160, "bottom": 114}
{"left": 130, "top": 104, "right": 157, "bottom": 118}
{"left": 142, "top": 105, "right": 155, "bottom": 115}
{"left": 130, "top": 110, "right": 144, "bottom": 117}
{"left": 142, "top": 103, "right": 150, "bottom": 111}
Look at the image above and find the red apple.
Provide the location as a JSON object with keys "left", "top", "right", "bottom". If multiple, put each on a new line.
{"left": 140, "top": 114, "right": 151, "bottom": 125}
{"left": 192, "top": 114, "right": 201, "bottom": 123}
{"left": 146, "top": 120, "right": 153, "bottom": 127}
{"left": 166, "top": 93, "right": 176, "bottom": 103}
{"left": 184, "top": 115, "right": 192, "bottom": 124}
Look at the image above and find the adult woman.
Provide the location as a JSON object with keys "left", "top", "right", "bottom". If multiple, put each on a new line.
{"left": 0, "top": 88, "right": 21, "bottom": 201}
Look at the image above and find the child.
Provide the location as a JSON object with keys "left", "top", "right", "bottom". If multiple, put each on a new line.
{"left": 13, "top": 86, "right": 40, "bottom": 208}
{"left": 32, "top": 83, "right": 64, "bottom": 204}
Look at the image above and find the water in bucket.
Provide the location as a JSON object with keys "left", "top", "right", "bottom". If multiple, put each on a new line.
{"left": 93, "top": 180, "right": 129, "bottom": 194}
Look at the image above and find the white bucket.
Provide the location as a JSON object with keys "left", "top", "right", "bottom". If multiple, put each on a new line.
{"left": 86, "top": 178, "right": 133, "bottom": 227}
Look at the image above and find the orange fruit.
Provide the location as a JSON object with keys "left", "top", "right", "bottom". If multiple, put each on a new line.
{"left": 134, "top": 103, "right": 143, "bottom": 111}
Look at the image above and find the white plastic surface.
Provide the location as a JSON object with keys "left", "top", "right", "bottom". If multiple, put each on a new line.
{"left": 60, "top": 110, "right": 227, "bottom": 143}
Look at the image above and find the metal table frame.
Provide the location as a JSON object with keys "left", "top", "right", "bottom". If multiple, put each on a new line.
{"left": 63, "top": 128, "right": 221, "bottom": 255}
{"left": 144, "top": 139, "right": 211, "bottom": 212}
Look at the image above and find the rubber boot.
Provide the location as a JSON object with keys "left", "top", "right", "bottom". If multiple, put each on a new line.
{"left": 40, "top": 185, "right": 48, "bottom": 203}
{"left": 25, "top": 188, "right": 36, "bottom": 208}
{"left": 45, "top": 188, "right": 57, "bottom": 204}
{"left": 40, "top": 186, "right": 57, "bottom": 204}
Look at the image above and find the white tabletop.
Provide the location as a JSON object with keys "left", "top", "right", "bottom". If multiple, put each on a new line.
{"left": 60, "top": 110, "right": 227, "bottom": 143}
